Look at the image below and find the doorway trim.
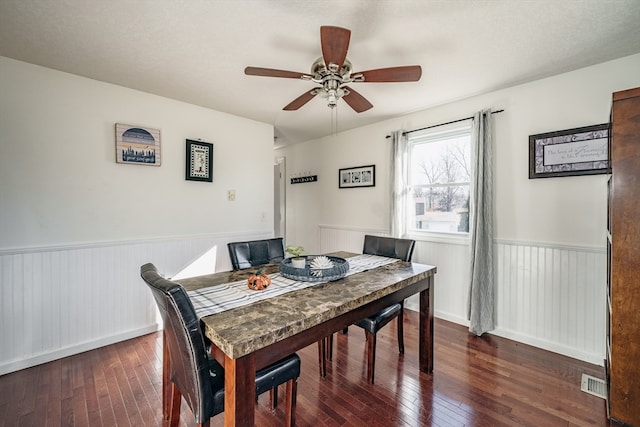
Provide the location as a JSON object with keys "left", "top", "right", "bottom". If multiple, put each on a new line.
{"left": 274, "top": 157, "right": 286, "bottom": 239}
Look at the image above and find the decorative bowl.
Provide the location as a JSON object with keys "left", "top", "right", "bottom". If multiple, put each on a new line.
{"left": 279, "top": 256, "right": 349, "bottom": 282}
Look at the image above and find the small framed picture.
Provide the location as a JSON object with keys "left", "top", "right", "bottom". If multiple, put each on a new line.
{"left": 339, "top": 165, "right": 375, "bottom": 188}
{"left": 529, "top": 123, "right": 610, "bottom": 179}
{"left": 186, "top": 139, "right": 213, "bottom": 182}
{"left": 115, "top": 123, "right": 161, "bottom": 166}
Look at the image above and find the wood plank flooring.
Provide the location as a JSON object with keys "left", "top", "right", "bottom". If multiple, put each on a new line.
{"left": 0, "top": 311, "right": 614, "bottom": 426}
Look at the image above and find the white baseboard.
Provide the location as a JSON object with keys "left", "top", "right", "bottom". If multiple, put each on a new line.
{"left": 0, "top": 324, "right": 160, "bottom": 376}
{"left": 490, "top": 327, "right": 604, "bottom": 367}
{"left": 406, "top": 305, "right": 603, "bottom": 367}
{"left": 406, "top": 300, "right": 469, "bottom": 325}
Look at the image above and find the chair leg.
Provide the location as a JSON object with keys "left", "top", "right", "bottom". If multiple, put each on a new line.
{"left": 168, "top": 382, "right": 182, "bottom": 427}
{"left": 317, "top": 339, "right": 327, "bottom": 377}
{"left": 162, "top": 333, "right": 172, "bottom": 424}
{"left": 284, "top": 378, "right": 297, "bottom": 427}
{"left": 365, "top": 330, "right": 376, "bottom": 384}
{"left": 317, "top": 334, "right": 334, "bottom": 377}
{"left": 326, "top": 334, "right": 333, "bottom": 361}
{"left": 270, "top": 385, "right": 279, "bottom": 410}
{"left": 397, "top": 306, "right": 405, "bottom": 355}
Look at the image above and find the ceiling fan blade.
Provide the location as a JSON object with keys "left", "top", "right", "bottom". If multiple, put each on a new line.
{"left": 245, "top": 66, "right": 312, "bottom": 79}
{"left": 283, "top": 89, "right": 318, "bottom": 110}
{"left": 342, "top": 86, "right": 373, "bottom": 113}
{"left": 320, "top": 26, "right": 351, "bottom": 70}
{"left": 353, "top": 65, "right": 422, "bottom": 82}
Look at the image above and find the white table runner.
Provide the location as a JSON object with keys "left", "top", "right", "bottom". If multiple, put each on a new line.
{"left": 186, "top": 254, "right": 398, "bottom": 318}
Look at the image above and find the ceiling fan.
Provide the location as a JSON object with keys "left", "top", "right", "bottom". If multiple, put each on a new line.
{"left": 244, "top": 26, "right": 422, "bottom": 113}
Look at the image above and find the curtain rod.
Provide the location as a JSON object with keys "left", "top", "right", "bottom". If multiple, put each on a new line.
{"left": 385, "top": 109, "right": 504, "bottom": 138}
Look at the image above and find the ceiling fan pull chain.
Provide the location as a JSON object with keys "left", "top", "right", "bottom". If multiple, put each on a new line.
{"left": 331, "top": 104, "right": 338, "bottom": 136}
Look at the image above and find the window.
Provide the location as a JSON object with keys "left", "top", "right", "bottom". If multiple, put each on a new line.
{"left": 407, "top": 122, "right": 472, "bottom": 234}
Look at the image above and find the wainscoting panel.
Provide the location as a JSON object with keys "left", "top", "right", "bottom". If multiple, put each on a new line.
{"left": 494, "top": 241, "right": 606, "bottom": 364}
{"left": 318, "top": 225, "right": 606, "bottom": 365}
{"left": 2, "top": 229, "right": 605, "bottom": 375}
{"left": 0, "top": 231, "right": 272, "bottom": 375}
{"left": 411, "top": 238, "right": 470, "bottom": 323}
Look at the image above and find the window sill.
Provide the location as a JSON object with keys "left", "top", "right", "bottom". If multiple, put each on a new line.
{"left": 406, "top": 231, "right": 470, "bottom": 246}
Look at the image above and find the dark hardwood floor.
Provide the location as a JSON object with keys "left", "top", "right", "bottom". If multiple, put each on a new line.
{"left": 0, "top": 311, "right": 613, "bottom": 426}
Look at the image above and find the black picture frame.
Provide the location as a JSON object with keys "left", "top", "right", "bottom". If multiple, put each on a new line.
{"left": 338, "top": 165, "right": 375, "bottom": 188}
{"left": 529, "top": 123, "right": 610, "bottom": 179}
{"left": 186, "top": 139, "right": 213, "bottom": 182}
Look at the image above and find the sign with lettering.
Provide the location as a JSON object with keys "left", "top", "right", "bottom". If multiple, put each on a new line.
{"left": 291, "top": 175, "right": 318, "bottom": 184}
{"left": 543, "top": 137, "right": 608, "bottom": 165}
{"left": 529, "top": 123, "right": 610, "bottom": 179}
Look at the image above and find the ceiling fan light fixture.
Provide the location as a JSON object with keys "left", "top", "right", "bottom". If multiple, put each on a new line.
{"left": 327, "top": 87, "right": 346, "bottom": 108}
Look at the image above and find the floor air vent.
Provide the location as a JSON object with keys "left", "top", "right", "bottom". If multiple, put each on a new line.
{"left": 581, "top": 373, "right": 607, "bottom": 399}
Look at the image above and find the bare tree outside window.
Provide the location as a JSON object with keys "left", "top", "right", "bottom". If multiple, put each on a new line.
{"left": 408, "top": 126, "right": 472, "bottom": 234}
{"left": 416, "top": 157, "right": 442, "bottom": 210}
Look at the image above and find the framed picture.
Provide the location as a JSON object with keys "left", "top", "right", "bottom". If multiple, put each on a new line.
{"left": 186, "top": 139, "right": 213, "bottom": 182}
{"left": 339, "top": 165, "right": 375, "bottom": 188}
{"left": 115, "top": 123, "right": 161, "bottom": 166}
{"left": 529, "top": 123, "right": 610, "bottom": 179}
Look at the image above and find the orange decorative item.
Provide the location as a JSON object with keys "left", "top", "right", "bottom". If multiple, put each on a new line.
{"left": 247, "top": 268, "right": 271, "bottom": 290}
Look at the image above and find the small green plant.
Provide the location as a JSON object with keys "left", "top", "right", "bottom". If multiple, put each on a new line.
{"left": 285, "top": 245, "right": 305, "bottom": 258}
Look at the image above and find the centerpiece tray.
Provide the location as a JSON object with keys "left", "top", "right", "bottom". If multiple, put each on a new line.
{"left": 279, "top": 255, "right": 349, "bottom": 282}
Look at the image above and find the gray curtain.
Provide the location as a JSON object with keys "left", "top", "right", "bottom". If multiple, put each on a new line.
{"left": 467, "top": 109, "right": 495, "bottom": 336}
{"left": 390, "top": 130, "right": 408, "bottom": 238}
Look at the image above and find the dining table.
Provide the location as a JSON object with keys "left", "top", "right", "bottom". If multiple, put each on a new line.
{"left": 174, "top": 251, "right": 437, "bottom": 427}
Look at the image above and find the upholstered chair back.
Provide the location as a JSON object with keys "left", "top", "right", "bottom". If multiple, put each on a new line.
{"left": 140, "top": 263, "right": 222, "bottom": 423}
{"left": 362, "top": 235, "right": 415, "bottom": 262}
{"left": 227, "top": 237, "right": 285, "bottom": 270}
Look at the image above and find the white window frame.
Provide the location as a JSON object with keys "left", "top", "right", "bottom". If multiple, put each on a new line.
{"left": 405, "top": 121, "right": 473, "bottom": 243}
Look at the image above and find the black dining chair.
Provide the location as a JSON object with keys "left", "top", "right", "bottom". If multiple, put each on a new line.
{"left": 227, "top": 237, "right": 285, "bottom": 270}
{"left": 227, "top": 238, "right": 330, "bottom": 378}
{"left": 140, "top": 263, "right": 300, "bottom": 427}
{"left": 322, "top": 235, "right": 415, "bottom": 383}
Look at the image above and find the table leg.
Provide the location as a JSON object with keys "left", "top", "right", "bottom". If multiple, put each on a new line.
{"left": 419, "top": 276, "right": 435, "bottom": 374}
{"left": 224, "top": 353, "right": 256, "bottom": 427}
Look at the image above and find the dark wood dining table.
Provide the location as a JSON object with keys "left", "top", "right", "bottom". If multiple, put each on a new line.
{"left": 175, "top": 251, "right": 437, "bottom": 427}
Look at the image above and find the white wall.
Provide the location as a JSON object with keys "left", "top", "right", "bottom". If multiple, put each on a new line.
{"left": 0, "top": 57, "right": 274, "bottom": 249}
{"left": 276, "top": 53, "right": 640, "bottom": 364}
{"left": 0, "top": 57, "right": 275, "bottom": 374}
{"left": 1, "top": 53, "right": 638, "bottom": 374}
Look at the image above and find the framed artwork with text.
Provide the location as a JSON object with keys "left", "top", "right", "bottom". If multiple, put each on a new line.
{"left": 115, "top": 123, "right": 161, "bottom": 166}
{"left": 529, "top": 123, "right": 610, "bottom": 179}
{"left": 186, "top": 139, "right": 213, "bottom": 182}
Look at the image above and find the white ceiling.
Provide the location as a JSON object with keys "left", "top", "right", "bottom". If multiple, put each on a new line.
{"left": 1, "top": 1, "right": 639, "bottom": 148}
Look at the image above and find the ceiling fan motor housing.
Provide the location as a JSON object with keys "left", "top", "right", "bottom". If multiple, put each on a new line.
{"left": 310, "top": 57, "right": 355, "bottom": 107}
